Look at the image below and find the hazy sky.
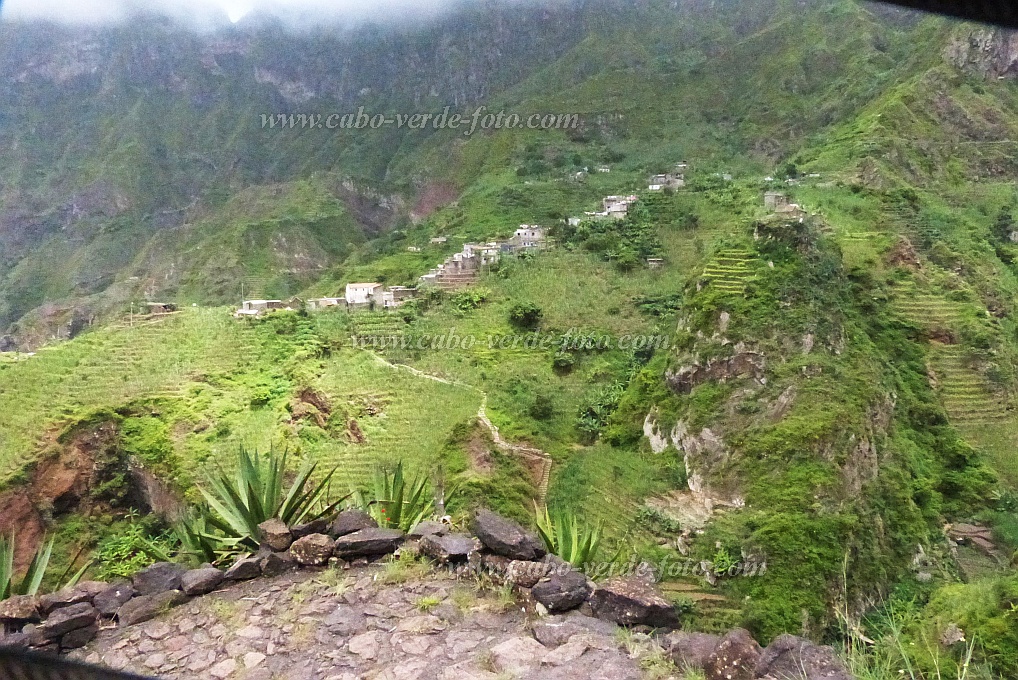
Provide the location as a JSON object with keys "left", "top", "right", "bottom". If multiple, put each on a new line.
{"left": 0, "top": 0, "right": 454, "bottom": 25}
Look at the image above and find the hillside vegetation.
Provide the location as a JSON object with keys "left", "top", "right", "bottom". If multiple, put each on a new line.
{"left": 1, "top": 0, "right": 1018, "bottom": 676}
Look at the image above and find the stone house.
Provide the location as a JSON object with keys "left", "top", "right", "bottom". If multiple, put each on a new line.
{"left": 764, "top": 192, "right": 789, "bottom": 211}
{"left": 648, "top": 173, "right": 685, "bottom": 191}
{"left": 307, "top": 297, "right": 347, "bottom": 310}
{"left": 509, "top": 226, "right": 546, "bottom": 249}
{"left": 241, "top": 300, "right": 284, "bottom": 312}
{"left": 381, "top": 286, "right": 418, "bottom": 309}
{"left": 144, "top": 302, "right": 177, "bottom": 314}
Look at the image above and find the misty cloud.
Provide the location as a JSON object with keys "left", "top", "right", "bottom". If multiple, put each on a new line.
{"left": 1, "top": 0, "right": 457, "bottom": 26}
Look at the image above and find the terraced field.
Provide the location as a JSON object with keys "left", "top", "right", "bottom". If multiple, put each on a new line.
{"left": 892, "top": 285, "right": 974, "bottom": 332}
{"left": 700, "top": 248, "right": 758, "bottom": 295}
{"left": 0, "top": 309, "right": 261, "bottom": 485}
{"left": 927, "top": 343, "right": 1009, "bottom": 425}
{"left": 349, "top": 312, "right": 408, "bottom": 345}
{"left": 312, "top": 349, "right": 482, "bottom": 490}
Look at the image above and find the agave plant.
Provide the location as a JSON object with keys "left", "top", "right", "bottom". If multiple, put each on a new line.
{"left": 358, "top": 461, "right": 436, "bottom": 532}
{"left": 177, "top": 446, "right": 347, "bottom": 558}
{"left": 534, "top": 503, "right": 603, "bottom": 569}
{"left": 1, "top": 533, "right": 54, "bottom": 601}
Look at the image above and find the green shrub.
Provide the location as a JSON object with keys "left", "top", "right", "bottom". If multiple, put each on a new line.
{"left": 508, "top": 302, "right": 543, "bottom": 330}
{"left": 1, "top": 533, "right": 54, "bottom": 600}
{"left": 535, "top": 503, "right": 604, "bottom": 568}
{"left": 177, "top": 446, "right": 345, "bottom": 560}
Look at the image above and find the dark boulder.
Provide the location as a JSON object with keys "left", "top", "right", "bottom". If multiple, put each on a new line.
{"left": 418, "top": 533, "right": 477, "bottom": 563}
{"left": 258, "top": 518, "right": 294, "bottom": 551}
{"left": 329, "top": 509, "right": 377, "bottom": 538}
{"left": 531, "top": 571, "right": 591, "bottom": 612}
{"left": 663, "top": 631, "right": 721, "bottom": 670}
{"left": 333, "top": 528, "right": 405, "bottom": 558}
{"left": 93, "top": 582, "right": 136, "bottom": 617}
{"left": 132, "top": 562, "right": 187, "bottom": 596}
{"left": 754, "top": 634, "right": 851, "bottom": 680}
{"left": 589, "top": 577, "right": 679, "bottom": 628}
{"left": 34, "top": 602, "right": 98, "bottom": 642}
{"left": 704, "top": 628, "right": 761, "bottom": 680}
{"left": 290, "top": 533, "right": 336, "bottom": 565}
{"left": 224, "top": 556, "right": 262, "bottom": 581}
{"left": 39, "top": 582, "right": 106, "bottom": 616}
{"left": 0, "top": 632, "right": 30, "bottom": 649}
{"left": 0, "top": 595, "right": 40, "bottom": 625}
{"left": 117, "top": 590, "right": 186, "bottom": 627}
{"left": 291, "top": 518, "right": 329, "bottom": 538}
{"left": 259, "top": 550, "right": 297, "bottom": 576}
{"left": 471, "top": 509, "right": 545, "bottom": 560}
{"left": 409, "top": 520, "right": 448, "bottom": 538}
{"left": 181, "top": 568, "right": 225, "bottom": 596}
{"left": 60, "top": 623, "right": 99, "bottom": 650}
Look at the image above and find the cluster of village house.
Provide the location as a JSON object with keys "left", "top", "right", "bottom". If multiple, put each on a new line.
{"left": 232, "top": 169, "right": 808, "bottom": 318}
{"left": 233, "top": 226, "right": 549, "bottom": 317}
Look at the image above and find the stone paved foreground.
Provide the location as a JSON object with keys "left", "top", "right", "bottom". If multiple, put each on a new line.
{"left": 70, "top": 564, "right": 647, "bottom": 680}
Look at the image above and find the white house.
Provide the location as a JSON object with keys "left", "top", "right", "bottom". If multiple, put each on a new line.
{"left": 510, "top": 226, "right": 546, "bottom": 249}
{"left": 345, "top": 283, "right": 383, "bottom": 306}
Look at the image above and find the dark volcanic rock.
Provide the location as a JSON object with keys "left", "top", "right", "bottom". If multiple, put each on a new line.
{"left": 60, "top": 623, "right": 99, "bottom": 650}
{"left": 39, "top": 582, "right": 106, "bottom": 615}
{"left": 180, "top": 567, "right": 225, "bottom": 596}
{"left": 755, "top": 634, "right": 851, "bottom": 680}
{"left": 329, "top": 509, "right": 378, "bottom": 538}
{"left": 259, "top": 550, "right": 297, "bottom": 576}
{"left": 531, "top": 571, "right": 591, "bottom": 612}
{"left": 0, "top": 632, "right": 30, "bottom": 649}
{"left": 35, "top": 602, "right": 98, "bottom": 640}
{"left": 258, "top": 518, "right": 294, "bottom": 551}
{"left": 409, "top": 520, "right": 448, "bottom": 538}
{"left": 471, "top": 509, "right": 545, "bottom": 560}
{"left": 334, "top": 528, "right": 405, "bottom": 558}
{"left": 418, "top": 533, "right": 476, "bottom": 563}
{"left": 224, "top": 556, "right": 262, "bottom": 581}
{"left": 663, "top": 631, "right": 721, "bottom": 670}
{"left": 589, "top": 577, "right": 679, "bottom": 628}
{"left": 704, "top": 628, "right": 760, "bottom": 680}
{"left": 93, "top": 582, "right": 135, "bottom": 617}
{"left": 0, "top": 595, "right": 40, "bottom": 625}
{"left": 291, "top": 518, "right": 329, "bottom": 538}
{"left": 290, "top": 533, "right": 336, "bottom": 566}
{"left": 117, "top": 590, "right": 186, "bottom": 627}
{"left": 131, "top": 562, "right": 187, "bottom": 596}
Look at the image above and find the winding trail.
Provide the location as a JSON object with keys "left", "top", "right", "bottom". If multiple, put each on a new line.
{"left": 363, "top": 351, "right": 554, "bottom": 501}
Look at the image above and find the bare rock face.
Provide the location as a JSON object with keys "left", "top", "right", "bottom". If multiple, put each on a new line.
{"left": 704, "top": 628, "right": 761, "bottom": 680}
{"left": 531, "top": 571, "right": 591, "bottom": 612}
{"left": 257, "top": 518, "right": 293, "bottom": 551}
{"left": 132, "top": 562, "right": 187, "bottom": 596}
{"left": 666, "top": 351, "right": 765, "bottom": 395}
{"left": 180, "top": 567, "right": 225, "bottom": 596}
{"left": 663, "top": 631, "right": 721, "bottom": 670}
{"left": 945, "top": 28, "right": 1018, "bottom": 80}
{"left": 417, "top": 533, "right": 477, "bottom": 564}
{"left": 589, "top": 577, "right": 679, "bottom": 629}
{"left": 330, "top": 509, "right": 378, "bottom": 538}
{"left": 290, "top": 533, "right": 336, "bottom": 566}
{"left": 333, "top": 528, "right": 405, "bottom": 558}
{"left": 754, "top": 634, "right": 851, "bottom": 680}
{"left": 471, "top": 509, "right": 546, "bottom": 561}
